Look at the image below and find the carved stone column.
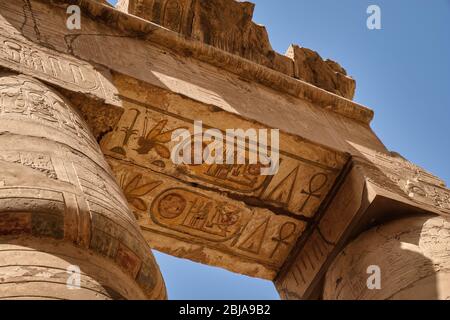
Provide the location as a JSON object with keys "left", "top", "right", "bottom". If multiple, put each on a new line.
{"left": 323, "top": 215, "right": 450, "bottom": 300}
{"left": 0, "top": 73, "right": 166, "bottom": 300}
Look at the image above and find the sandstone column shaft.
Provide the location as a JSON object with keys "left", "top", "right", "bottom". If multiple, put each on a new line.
{"left": 324, "top": 215, "right": 450, "bottom": 300}
{"left": 0, "top": 73, "right": 166, "bottom": 299}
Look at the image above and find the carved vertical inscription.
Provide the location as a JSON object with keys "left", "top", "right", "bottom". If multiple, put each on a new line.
{"left": 275, "top": 166, "right": 365, "bottom": 299}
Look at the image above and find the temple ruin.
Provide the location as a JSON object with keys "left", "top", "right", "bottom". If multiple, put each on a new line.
{"left": 0, "top": 0, "right": 448, "bottom": 300}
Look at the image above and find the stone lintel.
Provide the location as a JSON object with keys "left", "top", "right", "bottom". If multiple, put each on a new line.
{"left": 45, "top": 0, "right": 372, "bottom": 124}
{"left": 109, "top": 157, "right": 309, "bottom": 280}
{"left": 0, "top": 0, "right": 385, "bottom": 154}
{"left": 0, "top": 0, "right": 383, "bottom": 283}
{"left": 100, "top": 74, "right": 352, "bottom": 279}
{"left": 2, "top": 0, "right": 449, "bottom": 300}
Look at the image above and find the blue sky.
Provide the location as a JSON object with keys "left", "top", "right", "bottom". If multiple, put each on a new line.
{"left": 107, "top": 0, "right": 450, "bottom": 299}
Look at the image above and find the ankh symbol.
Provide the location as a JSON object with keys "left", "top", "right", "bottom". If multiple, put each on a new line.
{"left": 270, "top": 222, "right": 297, "bottom": 258}
{"left": 299, "top": 173, "right": 328, "bottom": 213}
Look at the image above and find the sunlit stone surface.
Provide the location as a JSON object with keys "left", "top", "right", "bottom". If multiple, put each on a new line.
{"left": 0, "top": 0, "right": 448, "bottom": 299}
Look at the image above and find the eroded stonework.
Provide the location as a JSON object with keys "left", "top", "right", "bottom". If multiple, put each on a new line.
{"left": 0, "top": 73, "right": 165, "bottom": 299}
{"left": 117, "top": 0, "right": 356, "bottom": 99}
{"left": 0, "top": 0, "right": 448, "bottom": 300}
{"left": 100, "top": 74, "right": 348, "bottom": 279}
{"left": 324, "top": 216, "right": 450, "bottom": 300}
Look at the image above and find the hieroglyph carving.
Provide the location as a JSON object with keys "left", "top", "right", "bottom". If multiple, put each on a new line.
{"left": 103, "top": 101, "right": 347, "bottom": 219}
{"left": 110, "top": 159, "right": 306, "bottom": 278}
{"left": 355, "top": 146, "right": 450, "bottom": 216}
{"left": 0, "top": 74, "right": 165, "bottom": 299}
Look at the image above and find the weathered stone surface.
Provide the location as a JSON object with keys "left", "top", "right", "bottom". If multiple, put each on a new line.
{"left": 0, "top": 0, "right": 448, "bottom": 301}
{"left": 0, "top": 238, "right": 147, "bottom": 299}
{"left": 324, "top": 215, "right": 450, "bottom": 300}
{"left": 101, "top": 75, "right": 349, "bottom": 219}
{"left": 286, "top": 45, "right": 356, "bottom": 100}
{"left": 0, "top": 6, "right": 123, "bottom": 139}
{"left": 275, "top": 165, "right": 363, "bottom": 299}
{"left": 121, "top": 0, "right": 272, "bottom": 56}
{"left": 354, "top": 144, "right": 450, "bottom": 216}
{"left": 0, "top": 0, "right": 373, "bottom": 128}
{"left": 0, "top": 73, "right": 166, "bottom": 299}
{"left": 0, "top": 19, "right": 121, "bottom": 108}
{"left": 117, "top": 0, "right": 292, "bottom": 75}
{"left": 117, "top": 0, "right": 355, "bottom": 99}
{"left": 109, "top": 158, "right": 306, "bottom": 279}
{"left": 275, "top": 147, "right": 450, "bottom": 299}
{"left": 99, "top": 73, "right": 354, "bottom": 278}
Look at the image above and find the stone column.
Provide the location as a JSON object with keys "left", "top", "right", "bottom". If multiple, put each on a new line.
{"left": 323, "top": 215, "right": 450, "bottom": 300}
{"left": 0, "top": 73, "right": 166, "bottom": 300}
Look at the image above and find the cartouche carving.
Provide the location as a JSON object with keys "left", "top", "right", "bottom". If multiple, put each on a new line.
{"left": 0, "top": 73, "right": 166, "bottom": 300}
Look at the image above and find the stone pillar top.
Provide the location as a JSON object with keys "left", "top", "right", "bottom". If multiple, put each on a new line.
{"left": 117, "top": 0, "right": 356, "bottom": 100}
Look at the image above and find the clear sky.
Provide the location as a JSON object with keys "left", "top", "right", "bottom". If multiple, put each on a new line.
{"left": 107, "top": 0, "right": 450, "bottom": 300}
